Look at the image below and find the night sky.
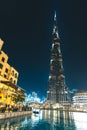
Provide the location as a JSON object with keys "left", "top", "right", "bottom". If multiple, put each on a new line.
{"left": 0, "top": 0, "right": 87, "bottom": 98}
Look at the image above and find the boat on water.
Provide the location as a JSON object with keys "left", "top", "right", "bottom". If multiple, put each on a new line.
{"left": 32, "top": 108, "right": 40, "bottom": 114}
{"left": 33, "top": 111, "right": 39, "bottom": 114}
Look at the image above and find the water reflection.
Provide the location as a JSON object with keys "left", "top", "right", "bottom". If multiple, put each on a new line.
{"left": 0, "top": 116, "right": 31, "bottom": 130}
{"left": 0, "top": 110, "right": 87, "bottom": 130}
{"left": 42, "top": 110, "right": 75, "bottom": 130}
{"left": 73, "top": 112, "right": 87, "bottom": 130}
{"left": 31, "top": 111, "right": 42, "bottom": 128}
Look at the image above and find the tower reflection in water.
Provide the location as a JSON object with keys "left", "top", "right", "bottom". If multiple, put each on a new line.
{"left": 0, "top": 111, "right": 87, "bottom": 130}
{"left": 42, "top": 110, "right": 75, "bottom": 129}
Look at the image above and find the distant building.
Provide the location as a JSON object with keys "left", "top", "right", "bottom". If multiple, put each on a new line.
{"left": 0, "top": 38, "right": 25, "bottom": 109}
{"left": 73, "top": 91, "right": 87, "bottom": 104}
{"left": 47, "top": 12, "right": 70, "bottom": 107}
{"left": 72, "top": 91, "right": 87, "bottom": 111}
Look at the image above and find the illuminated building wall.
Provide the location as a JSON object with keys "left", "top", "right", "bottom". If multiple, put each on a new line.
{"left": 72, "top": 91, "right": 87, "bottom": 110}
{"left": 0, "top": 38, "right": 3, "bottom": 50}
{"left": 0, "top": 38, "right": 19, "bottom": 85}
{"left": 0, "top": 81, "right": 25, "bottom": 106}
{"left": 0, "top": 38, "right": 25, "bottom": 107}
{"left": 73, "top": 91, "right": 87, "bottom": 104}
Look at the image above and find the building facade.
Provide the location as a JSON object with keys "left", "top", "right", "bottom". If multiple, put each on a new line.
{"left": 0, "top": 81, "right": 25, "bottom": 108}
{"left": 0, "top": 39, "right": 18, "bottom": 85}
{"left": 72, "top": 91, "right": 87, "bottom": 111}
{"left": 73, "top": 91, "right": 87, "bottom": 103}
{"left": 47, "top": 12, "right": 70, "bottom": 106}
{"left": 0, "top": 38, "right": 25, "bottom": 110}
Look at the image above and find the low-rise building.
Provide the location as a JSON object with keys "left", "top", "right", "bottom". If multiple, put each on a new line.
{"left": 72, "top": 91, "right": 87, "bottom": 111}
{"left": 0, "top": 81, "right": 25, "bottom": 108}
{"left": 0, "top": 38, "right": 25, "bottom": 110}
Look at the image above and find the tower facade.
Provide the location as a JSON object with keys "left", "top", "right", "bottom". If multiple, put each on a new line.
{"left": 47, "top": 12, "right": 70, "bottom": 106}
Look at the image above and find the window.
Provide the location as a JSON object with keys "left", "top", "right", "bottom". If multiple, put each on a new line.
{"left": 5, "top": 68, "right": 8, "bottom": 73}
{"left": 0, "top": 63, "right": 3, "bottom": 69}
{"left": 12, "top": 70, "right": 14, "bottom": 76}
{"left": 10, "top": 78, "right": 13, "bottom": 82}
{"left": 14, "top": 80, "right": 16, "bottom": 84}
{"left": 4, "top": 74, "right": 7, "bottom": 78}
{"left": 15, "top": 73, "right": 18, "bottom": 78}
{"left": 1, "top": 57, "right": 5, "bottom": 62}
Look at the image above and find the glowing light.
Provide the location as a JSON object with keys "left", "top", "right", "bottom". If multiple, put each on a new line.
{"left": 50, "top": 59, "right": 53, "bottom": 64}
{"left": 49, "top": 75, "right": 51, "bottom": 79}
{"left": 52, "top": 43, "right": 54, "bottom": 48}
{"left": 73, "top": 112, "right": 87, "bottom": 130}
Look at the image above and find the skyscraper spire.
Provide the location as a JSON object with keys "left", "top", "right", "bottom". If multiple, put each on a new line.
{"left": 47, "top": 12, "right": 70, "bottom": 106}
{"left": 54, "top": 11, "right": 56, "bottom": 20}
{"left": 53, "top": 11, "right": 59, "bottom": 39}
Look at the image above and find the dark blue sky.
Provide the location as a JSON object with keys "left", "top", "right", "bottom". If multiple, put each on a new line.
{"left": 0, "top": 0, "right": 87, "bottom": 98}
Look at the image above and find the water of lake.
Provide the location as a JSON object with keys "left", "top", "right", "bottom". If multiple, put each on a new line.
{"left": 0, "top": 110, "right": 87, "bottom": 130}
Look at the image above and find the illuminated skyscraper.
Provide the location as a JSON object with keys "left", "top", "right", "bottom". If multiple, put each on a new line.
{"left": 47, "top": 12, "right": 70, "bottom": 105}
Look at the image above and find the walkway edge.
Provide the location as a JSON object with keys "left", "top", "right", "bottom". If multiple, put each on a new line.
{"left": 0, "top": 111, "right": 31, "bottom": 120}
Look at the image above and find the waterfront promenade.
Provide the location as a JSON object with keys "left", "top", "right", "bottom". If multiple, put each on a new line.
{"left": 0, "top": 108, "right": 87, "bottom": 120}
{"left": 0, "top": 111, "right": 31, "bottom": 120}
{"left": 0, "top": 110, "right": 87, "bottom": 130}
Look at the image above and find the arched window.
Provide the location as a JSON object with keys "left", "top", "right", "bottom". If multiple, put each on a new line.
{"left": 12, "top": 70, "right": 14, "bottom": 76}
{"left": 14, "top": 80, "right": 16, "bottom": 85}
{"left": 10, "top": 78, "right": 13, "bottom": 82}
{"left": 15, "top": 73, "right": 18, "bottom": 78}
{"left": 0, "top": 63, "right": 3, "bottom": 69}
{"left": 1, "top": 57, "right": 5, "bottom": 62}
